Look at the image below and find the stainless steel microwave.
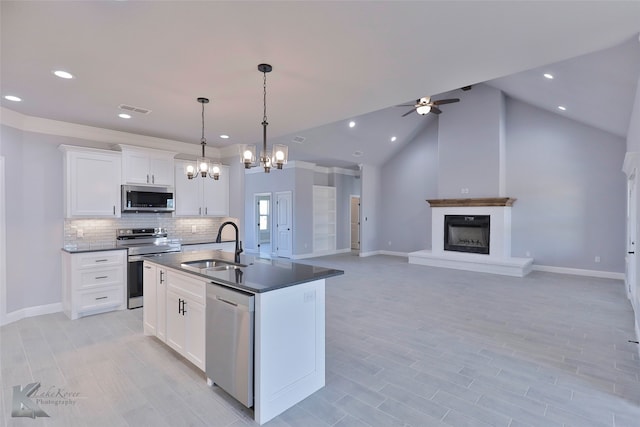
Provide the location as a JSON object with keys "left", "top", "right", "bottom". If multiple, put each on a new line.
{"left": 121, "top": 185, "right": 175, "bottom": 213}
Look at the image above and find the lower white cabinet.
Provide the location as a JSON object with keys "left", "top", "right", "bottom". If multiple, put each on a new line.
{"left": 144, "top": 265, "right": 206, "bottom": 371}
{"left": 62, "top": 250, "right": 127, "bottom": 320}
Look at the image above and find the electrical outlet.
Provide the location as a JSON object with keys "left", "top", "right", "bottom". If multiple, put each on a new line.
{"left": 77, "top": 229, "right": 84, "bottom": 238}
{"left": 595, "top": 256, "right": 601, "bottom": 263}
{"left": 191, "top": 225, "right": 197, "bottom": 233}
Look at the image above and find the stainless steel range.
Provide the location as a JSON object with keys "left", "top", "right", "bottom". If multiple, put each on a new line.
{"left": 116, "top": 228, "right": 181, "bottom": 308}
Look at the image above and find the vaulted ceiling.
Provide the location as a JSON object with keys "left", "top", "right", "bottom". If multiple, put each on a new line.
{"left": 2, "top": 1, "right": 639, "bottom": 169}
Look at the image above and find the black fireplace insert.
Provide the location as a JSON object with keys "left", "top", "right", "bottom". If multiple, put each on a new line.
{"left": 444, "top": 215, "right": 490, "bottom": 254}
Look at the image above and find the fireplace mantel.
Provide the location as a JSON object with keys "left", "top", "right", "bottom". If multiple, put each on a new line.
{"left": 426, "top": 197, "right": 516, "bottom": 208}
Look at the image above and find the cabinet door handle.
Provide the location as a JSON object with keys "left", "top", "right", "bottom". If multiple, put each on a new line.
{"left": 182, "top": 300, "right": 187, "bottom": 315}
{"left": 95, "top": 259, "right": 108, "bottom": 263}
{"left": 95, "top": 276, "right": 108, "bottom": 280}
{"left": 199, "top": 207, "right": 202, "bottom": 215}
{"left": 144, "top": 265, "right": 152, "bottom": 270}
{"left": 95, "top": 296, "right": 108, "bottom": 300}
{"left": 152, "top": 174, "right": 155, "bottom": 184}
{"left": 159, "top": 270, "right": 164, "bottom": 284}
{"left": 205, "top": 207, "right": 208, "bottom": 215}
{"left": 178, "top": 298, "right": 182, "bottom": 314}
{"left": 113, "top": 205, "right": 116, "bottom": 215}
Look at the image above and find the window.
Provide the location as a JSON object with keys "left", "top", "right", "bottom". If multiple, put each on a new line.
{"left": 259, "top": 199, "right": 269, "bottom": 231}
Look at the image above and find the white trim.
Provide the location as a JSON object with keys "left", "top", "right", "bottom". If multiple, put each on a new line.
{"left": 623, "top": 151, "right": 639, "bottom": 177}
{"left": 1, "top": 303, "right": 63, "bottom": 327}
{"left": 291, "top": 248, "right": 351, "bottom": 260}
{"left": 0, "top": 157, "right": 6, "bottom": 326}
{"left": 378, "top": 250, "right": 408, "bottom": 257}
{"left": 531, "top": 264, "right": 625, "bottom": 280}
{"left": 359, "top": 250, "right": 384, "bottom": 257}
{"left": 635, "top": 319, "right": 640, "bottom": 361}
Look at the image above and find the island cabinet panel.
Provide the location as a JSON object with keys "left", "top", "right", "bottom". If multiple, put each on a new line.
{"left": 143, "top": 262, "right": 167, "bottom": 340}
{"left": 254, "top": 279, "right": 326, "bottom": 425}
{"left": 164, "top": 270, "right": 206, "bottom": 371}
{"left": 62, "top": 249, "right": 127, "bottom": 320}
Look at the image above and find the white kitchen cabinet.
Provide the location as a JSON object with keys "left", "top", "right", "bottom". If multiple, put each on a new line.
{"left": 143, "top": 262, "right": 168, "bottom": 341}
{"left": 60, "top": 145, "right": 121, "bottom": 218}
{"left": 61, "top": 249, "right": 127, "bottom": 320}
{"left": 164, "top": 269, "right": 206, "bottom": 370}
{"left": 174, "top": 160, "right": 229, "bottom": 217}
{"left": 313, "top": 185, "right": 337, "bottom": 255}
{"left": 120, "top": 145, "right": 176, "bottom": 186}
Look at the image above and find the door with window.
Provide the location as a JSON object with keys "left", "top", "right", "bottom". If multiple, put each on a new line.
{"left": 276, "top": 191, "right": 293, "bottom": 258}
{"left": 255, "top": 194, "right": 271, "bottom": 257}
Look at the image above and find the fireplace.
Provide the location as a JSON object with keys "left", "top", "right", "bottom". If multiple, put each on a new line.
{"left": 444, "top": 215, "right": 490, "bottom": 254}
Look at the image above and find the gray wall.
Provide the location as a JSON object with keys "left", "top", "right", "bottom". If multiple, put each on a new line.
{"left": 360, "top": 164, "right": 381, "bottom": 254}
{"left": 438, "top": 84, "right": 504, "bottom": 198}
{"left": 1, "top": 125, "right": 64, "bottom": 312}
{"left": 506, "top": 98, "right": 626, "bottom": 272}
{"left": 380, "top": 122, "right": 439, "bottom": 253}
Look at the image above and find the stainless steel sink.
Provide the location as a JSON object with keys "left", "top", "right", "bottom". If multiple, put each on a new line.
{"left": 181, "top": 258, "right": 247, "bottom": 274}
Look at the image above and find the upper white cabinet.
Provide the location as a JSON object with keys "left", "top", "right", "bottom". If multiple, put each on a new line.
{"left": 174, "top": 160, "right": 229, "bottom": 217}
{"left": 313, "top": 185, "right": 337, "bottom": 255}
{"left": 60, "top": 145, "right": 121, "bottom": 218}
{"left": 120, "top": 145, "right": 176, "bottom": 186}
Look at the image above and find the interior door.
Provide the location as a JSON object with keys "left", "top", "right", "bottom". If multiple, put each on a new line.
{"left": 627, "top": 172, "right": 637, "bottom": 304}
{"left": 275, "top": 191, "right": 293, "bottom": 258}
{"left": 350, "top": 196, "right": 360, "bottom": 251}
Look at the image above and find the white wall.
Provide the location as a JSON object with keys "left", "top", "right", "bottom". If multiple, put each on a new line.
{"left": 626, "top": 71, "right": 640, "bottom": 338}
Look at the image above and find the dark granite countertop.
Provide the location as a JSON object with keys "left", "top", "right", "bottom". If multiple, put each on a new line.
{"left": 178, "top": 238, "right": 235, "bottom": 246}
{"left": 143, "top": 250, "right": 344, "bottom": 294}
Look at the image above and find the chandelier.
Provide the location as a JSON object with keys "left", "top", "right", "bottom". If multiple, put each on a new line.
{"left": 186, "top": 97, "right": 221, "bottom": 180}
{"left": 242, "top": 63, "right": 288, "bottom": 173}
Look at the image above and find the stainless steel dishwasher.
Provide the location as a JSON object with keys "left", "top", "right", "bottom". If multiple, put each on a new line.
{"left": 206, "top": 282, "right": 255, "bottom": 407}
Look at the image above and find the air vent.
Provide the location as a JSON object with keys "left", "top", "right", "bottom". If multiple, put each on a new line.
{"left": 292, "top": 135, "right": 306, "bottom": 144}
{"left": 118, "top": 104, "right": 152, "bottom": 114}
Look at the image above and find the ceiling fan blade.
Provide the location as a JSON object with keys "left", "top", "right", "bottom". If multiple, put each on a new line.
{"left": 396, "top": 104, "right": 417, "bottom": 107}
{"left": 430, "top": 106, "right": 442, "bottom": 114}
{"left": 401, "top": 109, "right": 415, "bottom": 117}
{"left": 431, "top": 98, "right": 460, "bottom": 105}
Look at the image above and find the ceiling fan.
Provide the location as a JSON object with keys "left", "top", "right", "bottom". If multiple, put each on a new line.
{"left": 398, "top": 96, "right": 460, "bottom": 117}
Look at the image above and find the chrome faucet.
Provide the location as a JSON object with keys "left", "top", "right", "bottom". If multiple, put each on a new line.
{"left": 216, "top": 221, "right": 243, "bottom": 264}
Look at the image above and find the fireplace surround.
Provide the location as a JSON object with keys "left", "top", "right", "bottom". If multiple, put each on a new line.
{"left": 408, "top": 197, "right": 533, "bottom": 277}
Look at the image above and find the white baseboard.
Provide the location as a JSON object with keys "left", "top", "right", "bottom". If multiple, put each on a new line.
{"left": 377, "top": 250, "right": 408, "bottom": 257}
{"left": 1, "top": 302, "right": 63, "bottom": 326}
{"left": 292, "top": 248, "right": 351, "bottom": 260}
{"left": 532, "top": 264, "right": 625, "bottom": 280}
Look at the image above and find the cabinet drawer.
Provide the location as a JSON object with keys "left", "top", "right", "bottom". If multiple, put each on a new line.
{"left": 79, "top": 267, "right": 123, "bottom": 289}
{"left": 78, "top": 287, "right": 123, "bottom": 311}
{"left": 167, "top": 271, "right": 205, "bottom": 304}
{"left": 77, "top": 251, "right": 125, "bottom": 268}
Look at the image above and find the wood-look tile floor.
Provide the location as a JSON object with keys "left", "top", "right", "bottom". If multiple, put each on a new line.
{"left": 2, "top": 255, "right": 639, "bottom": 426}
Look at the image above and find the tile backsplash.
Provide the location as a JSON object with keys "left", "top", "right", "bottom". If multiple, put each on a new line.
{"left": 64, "top": 214, "right": 238, "bottom": 246}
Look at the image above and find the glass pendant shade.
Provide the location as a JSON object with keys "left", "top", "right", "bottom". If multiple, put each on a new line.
{"left": 272, "top": 144, "right": 288, "bottom": 169}
{"left": 210, "top": 163, "right": 221, "bottom": 180}
{"left": 185, "top": 163, "right": 196, "bottom": 180}
{"left": 197, "top": 157, "right": 210, "bottom": 177}
{"left": 416, "top": 105, "right": 431, "bottom": 115}
{"left": 242, "top": 145, "right": 256, "bottom": 169}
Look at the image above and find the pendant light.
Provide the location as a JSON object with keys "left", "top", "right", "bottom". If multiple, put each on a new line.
{"left": 186, "top": 97, "right": 221, "bottom": 180}
{"left": 242, "top": 63, "right": 288, "bottom": 172}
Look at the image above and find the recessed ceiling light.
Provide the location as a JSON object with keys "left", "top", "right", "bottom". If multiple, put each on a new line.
{"left": 118, "top": 113, "right": 131, "bottom": 119}
{"left": 220, "top": 134, "right": 230, "bottom": 139}
{"left": 390, "top": 136, "right": 397, "bottom": 142}
{"left": 543, "top": 73, "right": 554, "bottom": 79}
{"left": 558, "top": 106, "right": 567, "bottom": 111}
{"left": 53, "top": 70, "right": 74, "bottom": 79}
{"left": 4, "top": 95, "right": 21, "bottom": 102}
{"left": 348, "top": 121, "right": 356, "bottom": 128}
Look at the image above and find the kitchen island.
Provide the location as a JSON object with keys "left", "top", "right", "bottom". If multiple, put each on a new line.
{"left": 142, "top": 250, "right": 343, "bottom": 425}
